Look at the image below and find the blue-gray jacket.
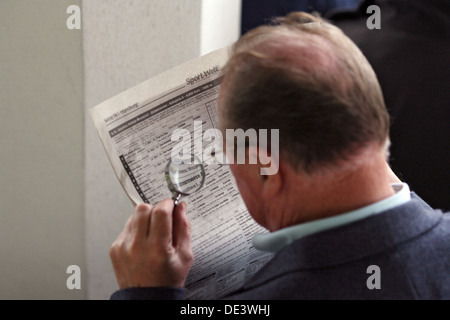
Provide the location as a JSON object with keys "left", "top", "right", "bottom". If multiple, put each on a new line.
{"left": 111, "top": 193, "right": 450, "bottom": 300}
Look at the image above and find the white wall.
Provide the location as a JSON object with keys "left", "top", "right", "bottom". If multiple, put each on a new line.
{"left": 0, "top": 0, "right": 85, "bottom": 299}
{"left": 201, "top": 0, "right": 242, "bottom": 55}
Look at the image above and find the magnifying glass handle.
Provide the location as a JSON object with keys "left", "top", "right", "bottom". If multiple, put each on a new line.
{"left": 173, "top": 193, "right": 182, "bottom": 206}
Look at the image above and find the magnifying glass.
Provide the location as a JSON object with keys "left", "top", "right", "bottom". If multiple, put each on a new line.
{"left": 165, "top": 154, "right": 205, "bottom": 206}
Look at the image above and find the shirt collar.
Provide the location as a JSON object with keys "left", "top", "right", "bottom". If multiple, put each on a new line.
{"left": 252, "top": 183, "right": 411, "bottom": 252}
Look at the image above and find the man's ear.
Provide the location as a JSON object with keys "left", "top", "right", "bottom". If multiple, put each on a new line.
{"left": 248, "top": 146, "right": 282, "bottom": 199}
{"left": 261, "top": 158, "right": 283, "bottom": 199}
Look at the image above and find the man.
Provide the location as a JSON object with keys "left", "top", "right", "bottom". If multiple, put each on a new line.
{"left": 109, "top": 12, "right": 450, "bottom": 300}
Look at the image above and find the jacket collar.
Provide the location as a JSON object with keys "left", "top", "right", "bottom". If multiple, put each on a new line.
{"left": 242, "top": 193, "right": 443, "bottom": 290}
{"left": 253, "top": 183, "right": 411, "bottom": 252}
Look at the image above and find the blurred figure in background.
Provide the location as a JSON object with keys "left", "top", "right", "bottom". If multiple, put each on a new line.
{"left": 329, "top": 0, "right": 450, "bottom": 211}
{"left": 241, "top": 0, "right": 362, "bottom": 34}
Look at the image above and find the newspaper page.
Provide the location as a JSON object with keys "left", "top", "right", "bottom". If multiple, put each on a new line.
{"left": 89, "top": 47, "right": 273, "bottom": 299}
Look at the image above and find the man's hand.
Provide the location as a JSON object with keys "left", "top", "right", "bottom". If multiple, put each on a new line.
{"left": 109, "top": 199, "right": 193, "bottom": 289}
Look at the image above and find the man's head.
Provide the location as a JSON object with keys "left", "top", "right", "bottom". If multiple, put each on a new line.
{"left": 218, "top": 12, "right": 392, "bottom": 230}
{"left": 220, "top": 12, "right": 389, "bottom": 172}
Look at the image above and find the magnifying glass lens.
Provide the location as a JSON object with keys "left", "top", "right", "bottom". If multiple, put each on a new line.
{"left": 165, "top": 155, "right": 205, "bottom": 204}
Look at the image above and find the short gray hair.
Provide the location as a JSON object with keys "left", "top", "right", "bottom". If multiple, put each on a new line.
{"left": 220, "top": 12, "right": 390, "bottom": 173}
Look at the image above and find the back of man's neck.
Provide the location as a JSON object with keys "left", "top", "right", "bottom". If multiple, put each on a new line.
{"left": 275, "top": 147, "right": 395, "bottom": 230}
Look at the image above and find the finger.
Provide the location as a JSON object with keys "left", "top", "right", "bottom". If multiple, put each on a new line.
{"left": 110, "top": 222, "right": 129, "bottom": 271}
{"left": 173, "top": 202, "right": 191, "bottom": 250}
{"left": 124, "top": 213, "right": 133, "bottom": 234}
{"left": 149, "top": 199, "right": 174, "bottom": 248}
{"left": 132, "top": 203, "right": 153, "bottom": 239}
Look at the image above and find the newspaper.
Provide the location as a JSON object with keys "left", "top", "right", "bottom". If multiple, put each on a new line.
{"left": 89, "top": 47, "right": 273, "bottom": 299}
